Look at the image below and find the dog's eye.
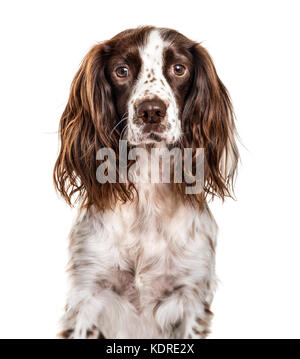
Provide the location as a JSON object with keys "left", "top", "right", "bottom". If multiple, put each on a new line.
{"left": 116, "top": 66, "right": 129, "bottom": 78}
{"left": 173, "top": 64, "right": 186, "bottom": 76}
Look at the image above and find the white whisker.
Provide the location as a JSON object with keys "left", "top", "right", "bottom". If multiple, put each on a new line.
{"left": 110, "top": 114, "right": 128, "bottom": 136}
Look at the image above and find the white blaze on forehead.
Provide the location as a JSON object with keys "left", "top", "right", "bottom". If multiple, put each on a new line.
{"left": 136, "top": 29, "right": 173, "bottom": 104}
{"left": 127, "top": 29, "right": 181, "bottom": 145}
{"left": 141, "top": 30, "right": 165, "bottom": 70}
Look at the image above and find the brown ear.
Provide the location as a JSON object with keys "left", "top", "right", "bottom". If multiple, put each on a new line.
{"left": 53, "top": 42, "right": 125, "bottom": 211}
{"left": 182, "top": 43, "right": 239, "bottom": 200}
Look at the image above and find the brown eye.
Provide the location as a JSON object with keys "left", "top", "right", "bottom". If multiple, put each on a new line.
{"left": 173, "top": 64, "right": 186, "bottom": 76}
{"left": 116, "top": 66, "right": 129, "bottom": 78}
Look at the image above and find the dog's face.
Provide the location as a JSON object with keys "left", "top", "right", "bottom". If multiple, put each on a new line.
{"left": 54, "top": 26, "right": 239, "bottom": 212}
{"left": 107, "top": 29, "right": 193, "bottom": 145}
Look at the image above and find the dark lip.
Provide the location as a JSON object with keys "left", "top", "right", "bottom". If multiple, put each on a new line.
{"left": 128, "top": 132, "right": 166, "bottom": 145}
{"left": 142, "top": 123, "right": 167, "bottom": 143}
{"left": 146, "top": 132, "right": 164, "bottom": 142}
{"left": 142, "top": 123, "right": 166, "bottom": 134}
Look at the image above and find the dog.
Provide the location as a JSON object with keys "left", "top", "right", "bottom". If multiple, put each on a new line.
{"left": 54, "top": 26, "right": 239, "bottom": 339}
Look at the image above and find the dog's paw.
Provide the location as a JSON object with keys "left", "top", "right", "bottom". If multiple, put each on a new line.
{"left": 58, "top": 325, "right": 105, "bottom": 339}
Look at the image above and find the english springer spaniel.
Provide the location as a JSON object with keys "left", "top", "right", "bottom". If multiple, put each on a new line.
{"left": 54, "top": 26, "right": 239, "bottom": 339}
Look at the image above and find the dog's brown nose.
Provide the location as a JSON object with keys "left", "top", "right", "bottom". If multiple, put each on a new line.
{"left": 137, "top": 99, "right": 166, "bottom": 123}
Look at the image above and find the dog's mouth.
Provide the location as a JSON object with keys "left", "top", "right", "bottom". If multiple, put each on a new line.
{"left": 144, "top": 132, "right": 164, "bottom": 143}
{"left": 126, "top": 120, "right": 176, "bottom": 145}
{"left": 141, "top": 123, "right": 166, "bottom": 143}
{"left": 142, "top": 123, "right": 166, "bottom": 134}
{"left": 143, "top": 126, "right": 166, "bottom": 143}
{"left": 127, "top": 132, "right": 166, "bottom": 145}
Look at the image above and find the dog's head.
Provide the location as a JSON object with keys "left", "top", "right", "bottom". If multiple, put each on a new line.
{"left": 54, "top": 26, "right": 239, "bottom": 211}
{"left": 109, "top": 28, "right": 189, "bottom": 145}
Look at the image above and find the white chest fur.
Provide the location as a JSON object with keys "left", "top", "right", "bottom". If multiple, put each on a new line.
{"left": 64, "top": 184, "right": 217, "bottom": 338}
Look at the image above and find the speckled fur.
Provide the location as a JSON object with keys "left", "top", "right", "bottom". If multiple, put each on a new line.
{"left": 59, "top": 175, "right": 217, "bottom": 339}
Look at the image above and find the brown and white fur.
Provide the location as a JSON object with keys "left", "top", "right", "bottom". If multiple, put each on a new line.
{"left": 54, "top": 26, "right": 239, "bottom": 339}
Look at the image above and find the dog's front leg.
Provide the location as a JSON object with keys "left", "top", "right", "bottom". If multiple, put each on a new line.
{"left": 58, "top": 283, "right": 141, "bottom": 339}
{"left": 183, "top": 301, "right": 214, "bottom": 339}
{"left": 58, "top": 294, "right": 106, "bottom": 339}
{"left": 153, "top": 281, "right": 214, "bottom": 339}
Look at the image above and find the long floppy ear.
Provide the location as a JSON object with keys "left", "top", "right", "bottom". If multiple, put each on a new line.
{"left": 53, "top": 42, "right": 126, "bottom": 211}
{"left": 182, "top": 43, "right": 239, "bottom": 201}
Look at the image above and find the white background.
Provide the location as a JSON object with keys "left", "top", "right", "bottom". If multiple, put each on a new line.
{"left": 0, "top": 0, "right": 299, "bottom": 339}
